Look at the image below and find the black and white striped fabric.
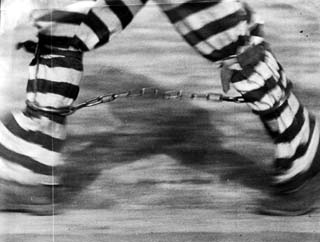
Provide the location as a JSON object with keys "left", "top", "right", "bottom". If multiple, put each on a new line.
{"left": 0, "top": 0, "right": 318, "bottom": 198}
{"left": 228, "top": 36, "right": 320, "bottom": 190}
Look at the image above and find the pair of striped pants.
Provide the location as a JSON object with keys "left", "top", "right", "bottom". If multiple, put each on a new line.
{"left": 0, "top": 0, "right": 319, "bottom": 205}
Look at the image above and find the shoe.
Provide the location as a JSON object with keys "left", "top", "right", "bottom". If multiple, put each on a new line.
{"left": 0, "top": 180, "right": 63, "bottom": 216}
{"left": 258, "top": 172, "right": 320, "bottom": 216}
{"left": 1, "top": 202, "right": 62, "bottom": 216}
{"left": 258, "top": 117, "right": 320, "bottom": 216}
{"left": 258, "top": 153, "right": 320, "bottom": 216}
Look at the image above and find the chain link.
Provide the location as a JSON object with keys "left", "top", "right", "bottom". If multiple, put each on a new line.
{"left": 26, "top": 87, "right": 246, "bottom": 116}
{"left": 23, "top": 42, "right": 245, "bottom": 116}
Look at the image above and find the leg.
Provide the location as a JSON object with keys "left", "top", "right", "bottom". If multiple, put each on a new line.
{"left": 0, "top": 0, "right": 148, "bottom": 215}
{"left": 159, "top": 0, "right": 320, "bottom": 215}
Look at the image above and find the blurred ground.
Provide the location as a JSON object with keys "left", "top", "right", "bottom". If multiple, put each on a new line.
{"left": 0, "top": 1, "right": 320, "bottom": 241}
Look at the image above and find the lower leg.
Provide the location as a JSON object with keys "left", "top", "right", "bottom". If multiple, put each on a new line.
{"left": 226, "top": 28, "right": 320, "bottom": 215}
{"left": 162, "top": 0, "right": 320, "bottom": 215}
{"left": 0, "top": 42, "right": 83, "bottom": 214}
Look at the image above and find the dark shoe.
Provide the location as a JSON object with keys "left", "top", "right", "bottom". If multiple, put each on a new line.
{"left": 1, "top": 202, "right": 62, "bottom": 216}
{"left": 258, "top": 166, "right": 320, "bottom": 216}
{"left": 0, "top": 180, "right": 63, "bottom": 216}
{"left": 259, "top": 181, "right": 320, "bottom": 216}
{"left": 259, "top": 117, "right": 320, "bottom": 216}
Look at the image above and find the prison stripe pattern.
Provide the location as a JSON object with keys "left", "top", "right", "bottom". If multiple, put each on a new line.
{"left": 160, "top": 0, "right": 249, "bottom": 62}
{"left": 159, "top": 0, "right": 320, "bottom": 184}
{"left": 0, "top": 44, "right": 85, "bottom": 185}
{"left": 0, "top": 0, "right": 148, "bottom": 186}
{"left": 35, "top": 0, "right": 249, "bottom": 61}
{"left": 0, "top": 45, "right": 84, "bottom": 187}
{"left": 229, "top": 36, "right": 319, "bottom": 185}
{"left": 35, "top": 0, "right": 149, "bottom": 51}
{"left": 0, "top": 0, "right": 318, "bottom": 190}
{"left": 0, "top": 111, "right": 65, "bottom": 185}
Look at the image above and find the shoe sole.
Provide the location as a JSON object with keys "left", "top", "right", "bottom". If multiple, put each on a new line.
{"left": 0, "top": 203, "right": 61, "bottom": 216}
{"left": 257, "top": 206, "right": 317, "bottom": 216}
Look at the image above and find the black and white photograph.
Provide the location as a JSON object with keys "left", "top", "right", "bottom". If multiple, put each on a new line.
{"left": 0, "top": 0, "right": 319, "bottom": 241}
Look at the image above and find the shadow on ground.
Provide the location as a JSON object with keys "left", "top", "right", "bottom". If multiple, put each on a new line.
{"left": 61, "top": 67, "right": 272, "bottom": 209}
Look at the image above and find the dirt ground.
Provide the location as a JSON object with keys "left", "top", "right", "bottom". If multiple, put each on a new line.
{"left": 0, "top": 1, "right": 320, "bottom": 241}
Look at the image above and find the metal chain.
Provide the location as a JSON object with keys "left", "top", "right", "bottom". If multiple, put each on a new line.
{"left": 26, "top": 87, "right": 246, "bottom": 116}
{"left": 22, "top": 41, "right": 246, "bottom": 117}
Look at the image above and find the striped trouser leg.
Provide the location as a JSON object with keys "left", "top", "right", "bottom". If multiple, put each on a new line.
{"left": 160, "top": 0, "right": 320, "bottom": 191}
{"left": 159, "top": 0, "right": 250, "bottom": 61}
{"left": 0, "top": 48, "right": 83, "bottom": 207}
{"left": 0, "top": 0, "right": 149, "bottom": 208}
{"left": 232, "top": 41, "right": 320, "bottom": 192}
{"left": 34, "top": 0, "right": 149, "bottom": 51}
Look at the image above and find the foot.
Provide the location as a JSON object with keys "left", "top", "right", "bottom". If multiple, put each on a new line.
{"left": 259, "top": 116, "right": 320, "bottom": 216}
{"left": 258, "top": 153, "right": 320, "bottom": 216}
{"left": 0, "top": 202, "right": 62, "bottom": 216}
{"left": 0, "top": 181, "right": 63, "bottom": 216}
{"left": 258, "top": 172, "right": 320, "bottom": 216}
